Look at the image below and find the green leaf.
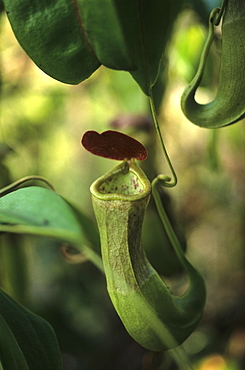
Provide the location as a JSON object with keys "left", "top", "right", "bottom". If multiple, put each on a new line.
{"left": 0, "top": 314, "right": 29, "bottom": 370}
{"left": 0, "top": 289, "right": 62, "bottom": 370}
{"left": 115, "top": 0, "right": 183, "bottom": 95}
{"left": 76, "top": 0, "right": 136, "bottom": 71}
{"left": 3, "top": 0, "right": 100, "bottom": 84}
{"left": 73, "top": 0, "right": 184, "bottom": 95}
{"left": 0, "top": 186, "right": 103, "bottom": 271}
{"left": 3, "top": 0, "right": 182, "bottom": 94}
{"left": 0, "top": 186, "right": 81, "bottom": 234}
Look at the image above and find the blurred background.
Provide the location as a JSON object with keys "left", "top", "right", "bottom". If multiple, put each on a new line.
{"left": 0, "top": 0, "right": 244, "bottom": 369}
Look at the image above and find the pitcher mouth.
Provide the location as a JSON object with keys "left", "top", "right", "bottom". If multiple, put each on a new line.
{"left": 90, "top": 160, "right": 151, "bottom": 201}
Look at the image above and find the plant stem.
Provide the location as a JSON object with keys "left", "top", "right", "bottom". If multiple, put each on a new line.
{"left": 149, "top": 92, "right": 177, "bottom": 187}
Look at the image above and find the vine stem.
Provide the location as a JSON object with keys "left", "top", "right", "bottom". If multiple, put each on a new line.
{"left": 152, "top": 177, "right": 187, "bottom": 266}
{"left": 169, "top": 347, "right": 194, "bottom": 370}
{"left": 214, "top": 0, "right": 228, "bottom": 26}
{"left": 149, "top": 92, "right": 177, "bottom": 187}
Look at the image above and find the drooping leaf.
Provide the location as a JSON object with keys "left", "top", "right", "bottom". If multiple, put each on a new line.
{"left": 0, "top": 289, "right": 62, "bottom": 370}
{"left": 75, "top": 0, "right": 136, "bottom": 71}
{"left": 0, "top": 186, "right": 81, "bottom": 233}
{"left": 114, "top": 0, "right": 183, "bottom": 95}
{"left": 3, "top": 0, "right": 100, "bottom": 84}
{"left": 75, "top": 0, "right": 184, "bottom": 94}
{"left": 3, "top": 0, "right": 183, "bottom": 94}
{"left": 0, "top": 186, "right": 103, "bottom": 271}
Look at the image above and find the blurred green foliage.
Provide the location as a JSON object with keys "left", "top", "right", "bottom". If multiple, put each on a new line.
{"left": 0, "top": 1, "right": 244, "bottom": 369}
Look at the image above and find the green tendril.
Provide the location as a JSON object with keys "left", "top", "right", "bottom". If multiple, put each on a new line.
{"left": 152, "top": 176, "right": 186, "bottom": 265}
{"left": 214, "top": 0, "right": 228, "bottom": 26}
{"left": 149, "top": 93, "right": 177, "bottom": 187}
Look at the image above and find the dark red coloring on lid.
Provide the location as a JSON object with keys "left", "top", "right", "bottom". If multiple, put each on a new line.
{"left": 81, "top": 130, "right": 147, "bottom": 161}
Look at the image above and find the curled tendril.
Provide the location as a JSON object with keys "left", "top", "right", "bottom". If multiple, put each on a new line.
{"left": 60, "top": 244, "right": 88, "bottom": 264}
{"left": 149, "top": 94, "right": 177, "bottom": 188}
{"left": 213, "top": 0, "right": 228, "bottom": 26}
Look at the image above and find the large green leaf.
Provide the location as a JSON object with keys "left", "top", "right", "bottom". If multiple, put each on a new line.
{"left": 114, "top": 0, "right": 183, "bottom": 94}
{"left": 0, "top": 186, "right": 81, "bottom": 233}
{"left": 2, "top": 0, "right": 100, "bottom": 84}
{"left": 76, "top": 0, "right": 183, "bottom": 94}
{"left": 3, "top": 0, "right": 182, "bottom": 95}
{"left": 0, "top": 289, "right": 62, "bottom": 370}
{"left": 0, "top": 186, "right": 103, "bottom": 271}
{"left": 76, "top": 0, "right": 135, "bottom": 71}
